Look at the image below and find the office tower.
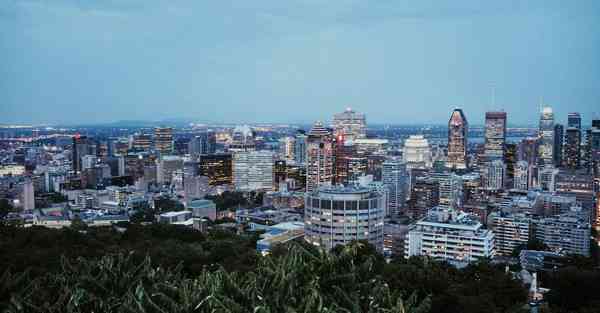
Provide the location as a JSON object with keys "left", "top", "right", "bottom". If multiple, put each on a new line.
{"left": 554, "top": 123, "right": 564, "bottom": 167}
{"left": 589, "top": 121, "right": 600, "bottom": 177}
{"left": 304, "top": 185, "right": 385, "bottom": 251}
{"left": 405, "top": 207, "right": 495, "bottom": 265}
{"left": 233, "top": 150, "right": 274, "bottom": 191}
{"left": 431, "top": 172, "right": 462, "bottom": 209}
{"left": 273, "top": 160, "right": 287, "bottom": 190}
{"left": 514, "top": 161, "right": 529, "bottom": 190}
{"left": 533, "top": 211, "right": 591, "bottom": 257}
{"left": 279, "top": 136, "right": 296, "bottom": 161}
{"left": 81, "top": 155, "right": 97, "bottom": 171}
{"left": 72, "top": 135, "right": 94, "bottom": 173}
{"left": 489, "top": 212, "right": 530, "bottom": 256}
{"left": 154, "top": 127, "right": 174, "bottom": 155}
{"left": 564, "top": 127, "right": 581, "bottom": 169}
{"left": 294, "top": 132, "right": 307, "bottom": 164}
{"left": 157, "top": 156, "right": 183, "bottom": 185}
{"left": 332, "top": 107, "right": 367, "bottom": 141}
{"left": 132, "top": 133, "right": 153, "bottom": 151}
{"left": 484, "top": 111, "right": 507, "bottom": 160}
{"left": 199, "top": 153, "right": 233, "bottom": 186}
{"left": 568, "top": 112, "right": 582, "bottom": 129}
{"left": 305, "top": 121, "right": 334, "bottom": 192}
{"left": 188, "top": 135, "right": 204, "bottom": 156}
{"left": 484, "top": 159, "right": 505, "bottom": 191}
{"left": 334, "top": 140, "right": 353, "bottom": 185}
{"left": 229, "top": 125, "right": 255, "bottom": 152}
{"left": 408, "top": 176, "right": 440, "bottom": 219}
{"left": 555, "top": 171, "right": 596, "bottom": 210}
{"left": 538, "top": 106, "right": 555, "bottom": 167}
{"left": 447, "top": 108, "right": 469, "bottom": 170}
{"left": 21, "top": 179, "right": 35, "bottom": 210}
{"left": 503, "top": 143, "right": 517, "bottom": 189}
{"left": 538, "top": 167, "right": 559, "bottom": 192}
{"left": 382, "top": 160, "right": 408, "bottom": 217}
{"left": 402, "top": 135, "right": 432, "bottom": 169}
{"left": 188, "top": 131, "right": 217, "bottom": 157}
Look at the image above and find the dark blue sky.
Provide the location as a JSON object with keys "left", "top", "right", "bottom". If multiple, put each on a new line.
{"left": 1, "top": 0, "right": 599, "bottom": 125}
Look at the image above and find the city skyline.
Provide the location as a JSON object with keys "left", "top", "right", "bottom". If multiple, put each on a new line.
{"left": 2, "top": 1, "right": 600, "bottom": 125}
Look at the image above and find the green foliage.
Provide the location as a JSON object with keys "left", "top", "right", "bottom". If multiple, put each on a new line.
{"left": 0, "top": 199, "right": 16, "bottom": 217}
{"left": 205, "top": 191, "right": 248, "bottom": 211}
{"left": 543, "top": 267, "right": 600, "bottom": 313}
{"left": 512, "top": 238, "right": 549, "bottom": 257}
{"left": 1, "top": 243, "right": 431, "bottom": 313}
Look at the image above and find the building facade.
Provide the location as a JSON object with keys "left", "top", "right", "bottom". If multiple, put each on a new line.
{"left": 447, "top": 109, "right": 469, "bottom": 170}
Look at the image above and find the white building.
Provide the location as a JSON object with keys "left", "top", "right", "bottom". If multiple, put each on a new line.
{"left": 332, "top": 108, "right": 367, "bottom": 141}
{"left": 402, "top": 135, "right": 432, "bottom": 169}
{"left": 484, "top": 159, "right": 505, "bottom": 191}
{"left": 405, "top": 207, "right": 495, "bottom": 265}
{"left": 431, "top": 172, "right": 462, "bottom": 209}
{"left": 233, "top": 150, "right": 274, "bottom": 191}
{"left": 514, "top": 161, "right": 529, "bottom": 190}
{"left": 488, "top": 212, "right": 530, "bottom": 256}
{"left": 157, "top": 156, "right": 183, "bottom": 185}
{"left": 21, "top": 179, "right": 35, "bottom": 210}
{"left": 304, "top": 186, "right": 385, "bottom": 251}
{"left": 533, "top": 210, "right": 590, "bottom": 256}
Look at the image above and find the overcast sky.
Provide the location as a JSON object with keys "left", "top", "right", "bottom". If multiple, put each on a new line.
{"left": 1, "top": 0, "right": 599, "bottom": 125}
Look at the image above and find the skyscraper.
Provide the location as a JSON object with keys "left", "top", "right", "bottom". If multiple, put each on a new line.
{"left": 402, "top": 135, "right": 432, "bottom": 169}
{"left": 484, "top": 111, "right": 507, "bottom": 160}
{"left": 553, "top": 123, "right": 564, "bottom": 167}
{"left": 305, "top": 121, "right": 335, "bottom": 192}
{"left": 514, "top": 161, "right": 529, "bottom": 190}
{"left": 538, "top": 106, "right": 555, "bottom": 167}
{"left": 332, "top": 108, "right": 367, "bottom": 141}
{"left": 154, "top": 127, "right": 174, "bottom": 156}
{"left": 233, "top": 150, "right": 274, "bottom": 191}
{"left": 279, "top": 136, "right": 296, "bottom": 161}
{"left": 568, "top": 112, "right": 582, "bottom": 129}
{"left": 447, "top": 108, "right": 469, "bottom": 170}
{"left": 565, "top": 127, "right": 581, "bottom": 169}
{"left": 21, "top": 179, "right": 35, "bottom": 210}
{"left": 382, "top": 160, "right": 408, "bottom": 217}
{"left": 294, "top": 132, "right": 308, "bottom": 164}
{"left": 72, "top": 135, "right": 94, "bottom": 173}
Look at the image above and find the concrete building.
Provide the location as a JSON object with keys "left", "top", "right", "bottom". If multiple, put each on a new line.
{"left": 157, "top": 156, "right": 183, "bottom": 185}
{"left": 538, "top": 166, "right": 559, "bottom": 192}
{"left": 294, "top": 133, "right": 307, "bottom": 164}
{"left": 483, "top": 159, "right": 505, "bottom": 191}
{"left": 154, "top": 127, "right": 174, "bottom": 156}
{"left": 533, "top": 211, "right": 591, "bottom": 256}
{"left": 279, "top": 136, "right": 296, "bottom": 161}
{"left": 229, "top": 125, "right": 255, "bottom": 152}
{"left": 484, "top": 111, "right": 507, "bottom": 160}
{"left": 489, "top": 212, "right": 530, "bottom": 256}
{"left": 233, "top": 150, "right": 274, "bottom": 191}
{"left": 405, "top": 207, "right": 495, "bottom": 265}
{"left": 332, "top": 107, "right": 367, "bottom": 141}
{"left": 514, "top": 161, "right": 530, "bottom": 190}
{"left": 21, "top": 179, "right": 35, "bottom": 210}
{"left": 402, "top": 135, "right": 432, "bottom": 169}
{"left": 431, "top": 172, "right": 462, "bottom": 209}
{"left": 187, "top": 199, "right": 217, "bottom": 221}
{"left": 304, "top": 185, "right": 385, "bottom": 251}
{"left": 538, "top": 107, "right": 555, "bottom": 167}
{"left": 382, "top": 160, "right": 408, "bottom": 218}
{"left": 157, "top": 211, "right": 192, "bottom": 224}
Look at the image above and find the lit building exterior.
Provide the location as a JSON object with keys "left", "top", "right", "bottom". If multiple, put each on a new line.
{"left": 408, "top": 176, "right": 440, "bottom": 219}
{"left": 402, "top": 135, "right": 432, "bottom": 169}
{"left": 233, "top": 150, "right": 274, "bottom": 191}
{"left": 568, "top": 112, "right": 582, "bottom": 130}
{"left": 484, "top": 111, "right": 507, "bottom": 160}
{"left": 488, "top": 212, "right": 530, "bottom": 256}
{"left": 514, "top": 161, "right": 529, "bottom": 190}
{"left": 484, "top": 159, "right": 505, "bottom": 191}
{"left": 304, "top": 186, "right": 385, "bottom": 251}
{"left": 554, "top": 123, "right": 564, "bottom": 167}
{"left": 188, "top": 132, "right": 216, "bottom": 156}
{"left": 431, "top": 172, "right": 462, "bottom": 209}
{"left": 199, "top": 153, "right": 233, "bottom": 186}
{"left": 332, "top": 108, "right": 367, "bottom": 141}
{"left": 564, "top": 127, "right": 581, "bottom": 169}
{"left": 405, "top": 207, "right": 495, "bottom": 265}
{"left": 132, "top": 133, "right": 153, "bottom": 151}
{"left": 279, "top": 136, "right": 296, "bottom": 161}
{"left": 533, "top": 211, "right": 591, "bottom": 257}
{"left": 382, "top": 160, "right": 408, "bottom": 218}
{"left": 538, "top": 107, "right": 555, "bottom": 167}
{"left": 305, "top": 121, "right": 334, "bottom": 192}
{"left": 447, "top": 108, "right": 469, "bottom": 170}
{"left": 538, "top": 167, "right": 559, "bottom": 192}
{"left": 229, "top": 125, "right": 256, "bottom": 152}
{"left": 157, "top": 156, "right": 183, "bottom": 185}
{"left": 154, "top": 127, "right": 174, "bottom": 156}
{"left": 72, "top": 135, "right": 95, "bottom": 173}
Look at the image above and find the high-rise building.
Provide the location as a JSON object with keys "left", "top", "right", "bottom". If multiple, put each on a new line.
{"left": 304, "top": 185, "right": 385, "bottom": 251}
{"left": 188, "top": 132, "right": 216, "bottom": 157}
{"left": 447, "top": 108, "right": 469, "bottom": 170}
{"left": 484, "top": 111, "right": 507, "bottom": 160}
{"left": 564, "top": 127, "right": 581, "bottom": 169}
{"left": 157, "top": 156, "right": 183, "bottom": 185}
{"left": 503, "top": 143, "right": 517, "bottom": 189}
{"left": 533, "top": 211, "right": 591, "bottom": 257}
{"left": 408, "top": 176, "right": 440, "bottom": 219}
{"left": 431, "top": 172, "right": 462, "bottom": 209}
{"left": 199, "top": 153, "right": 233, "bottom": 186}
{"left": 305, "top": 121, "right": 334, "bottom": 192}
{"left": 132, "top": 133, "right": 153, "bottom": 152}
{"left": 332, "top": 108, "right": 367, "bottom": 141}
{"left": 154, "top": 127, "right": 174, "bottom": 156}
{"left": 567, "top": 112, "right": 581, "bottom": 130}
{"left": 484, "top": 159, "right": 505, "bottom": 191}
{"left": 514, "top": 161, "right": 529, "bottom": 190}
{"left": 233, "top": 150, "right": 274, "bottom": 191}
{"left": 402, "top": 135, "right": 432, "bottom": 169}
{"left": 382, "top": 160, "right": 408, "bottom": 218}
{"left": 538, "top": 107, "right": 555, "bottom": 167}
{"left": 279, "top": 136, "right": 296, "bottom": 161}
{"left": 405, "top": 207, "right": 495, "bottom": 265}
{"left": 229, "top": 125, "right": 255, "bottom": 152}
{"left": 554, "top": 123, "right": 564, "bottom": 167}
{"left": 294, "top": 132, "right": 308, "bottom": 164}
{"left": 538, "top": 166, "right": 559, "bottom": 192}
{"left": 72, "top": 135, "right": 95, "bottom": 173}
{"left": 489, "top": 212, "right": 530, "bottom": 256}
{"left": 21, "top": 179, "right": 35, "bottom": 210}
